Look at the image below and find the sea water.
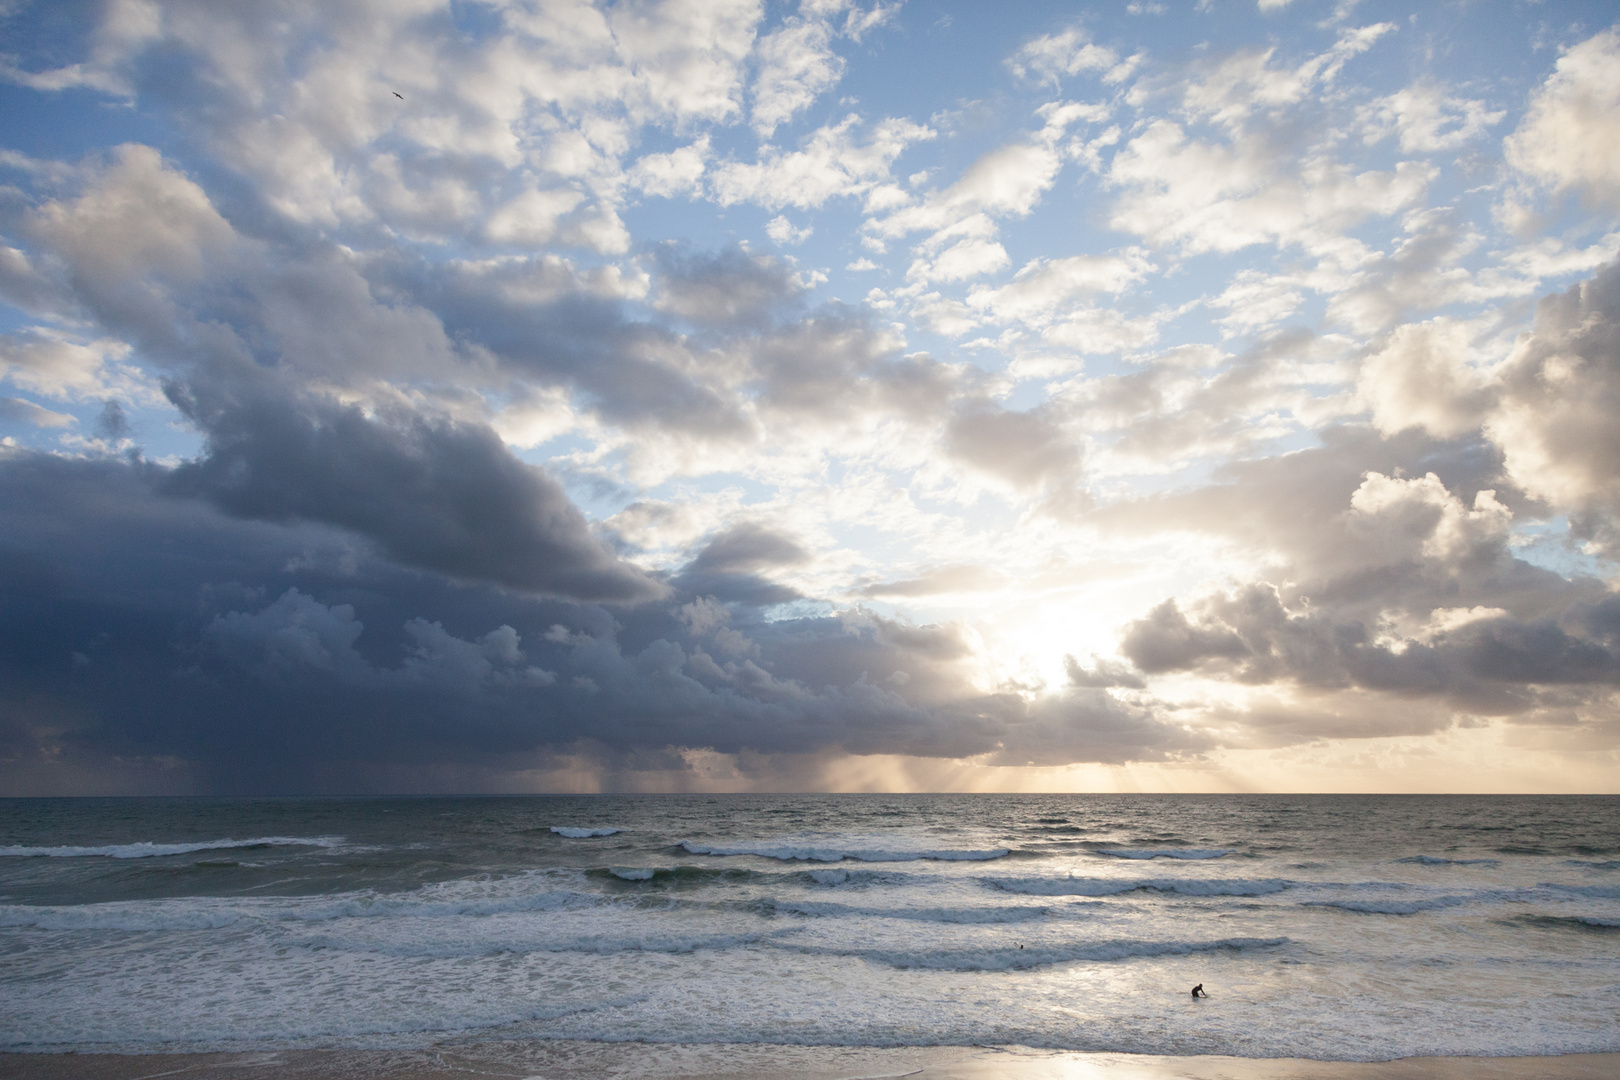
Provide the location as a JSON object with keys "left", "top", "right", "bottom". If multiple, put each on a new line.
{"left": 0, "top": 794, "right": 1617, "bottom": 1060}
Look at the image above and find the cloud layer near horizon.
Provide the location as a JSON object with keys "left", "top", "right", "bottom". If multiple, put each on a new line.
{"left": 1, "top": 0, "right": 1618, "bottom": 793}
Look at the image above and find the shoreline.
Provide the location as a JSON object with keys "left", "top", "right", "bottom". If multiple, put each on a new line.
{"left": 3, "top": 1043, "right": 1619, "bottom": 1080}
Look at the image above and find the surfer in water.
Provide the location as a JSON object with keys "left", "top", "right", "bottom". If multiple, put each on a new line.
{"left": 1191, "top": 984, "right": 1208, "bottom": 998}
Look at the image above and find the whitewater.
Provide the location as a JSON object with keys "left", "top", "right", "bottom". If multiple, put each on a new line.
{"left": 0, "top": 794, "right": 1616, "bottom": 1060}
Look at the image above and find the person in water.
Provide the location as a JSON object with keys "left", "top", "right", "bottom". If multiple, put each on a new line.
{"left": 1191, "top": 984, "right": 1208, "bottom": 998}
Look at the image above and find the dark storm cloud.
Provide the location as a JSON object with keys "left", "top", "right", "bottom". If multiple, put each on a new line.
{"left": 0, "top": 450, "right": 1208, "bottom": 793}
{"left": 164, "top": 381, "right": 663, "bottom": 602}
{"left": 672, "top": 522, "right": 810, "bottom": 604}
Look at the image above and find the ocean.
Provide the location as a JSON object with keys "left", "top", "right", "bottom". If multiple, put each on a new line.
{"left": 0, "top": 794, "right": 1617, "bottom": 1061}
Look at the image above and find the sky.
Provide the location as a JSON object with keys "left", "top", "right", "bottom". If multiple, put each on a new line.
{"left": 1, "top": 0, "right": 1619, "bottom": 795}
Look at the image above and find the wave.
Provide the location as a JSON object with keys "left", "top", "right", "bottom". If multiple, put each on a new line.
{"left": 799, "top": 868, "right": 919, "bottom": 888}
{"left": 0, "top": 836, "right": 346, "bottom": 859}
{"left": 551, "top": 827, "right": 621, "bottom": 838}
{"left": 1095, "top": 848, "right": 1234, "bottom": 861}
{"left": 1542, "top": 883, "right": 1620, "bottom": 900}
{"left": 983, "top": 875, "right": 1288, "bottom": 898}
{"left": 753, "top": 897, "right": 1052, "bottom": 925}
{"left": 801, "top": 935, "right": 1291, "bottom": 972}
{"left": 280, "top": 889, "right": 598, "bottom": 922}
{"left": 1302, "top": 895, "right": 1471, "bottom": 915}
{"left": 588, "top": 865, "right": 765, "bottom": 887}
{"left": 1565, "top": 859, "right": 1620, "bottom": 870}
{"left": 678, "top": 840, "right": 1009, "bottom": 863}
{"left": 0, "top": 887, "right": 606, "bottom": 932}
{"left": 0, "top": 904, "right": 244, "bottom": 932}
{"left": 294, "top": 925, "right": 806, "bottom": 960}
{"left": 1507, "top": 914, "right": 1620, "bottom": 932}
{"left": 1393, "top": 856, "right": 1500, "bottom": 866}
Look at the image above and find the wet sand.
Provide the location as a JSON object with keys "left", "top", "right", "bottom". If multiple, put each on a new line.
{"left": 2, "top": 1043, "right": 1617, "bottom": 1080}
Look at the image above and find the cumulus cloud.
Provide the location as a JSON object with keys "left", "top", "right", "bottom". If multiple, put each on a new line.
{"left": 1505, "top": 28, "right": 1620, "bottom": 210}
{"left": 1358, "top": 319, "right": 1493, "bottom": 439}
{"left": 1488, "top": 259, "right": 1620, "bottom": 554}
{"left": 1107, "top": 463, "right": 1618, "bottom": 729}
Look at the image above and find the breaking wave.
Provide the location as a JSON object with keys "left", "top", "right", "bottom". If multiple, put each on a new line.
{"left": 679, "top": 840, "right": 1009, "bottom": 863}
{"left": 1095, "top": 848, "right": 1234, "bottom": 860}
{"left": 984, "top": 875, "right": 1289, "bottom": 897}
{"left": 0, "top": 836, "right": 347, "bottom": 859}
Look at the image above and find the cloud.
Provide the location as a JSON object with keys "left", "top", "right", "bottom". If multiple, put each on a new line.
{"left": 857, "top": 564, "right": 1008, "bottom": 598}
{"left": 966, "top": 251, "right": 1152, "bottom": 326}
{"left": 943, "top": 402, "right": 1080, "bottom": 491}
{"left": 711, "top": 114, "right": 935, "bottom": 210}
{"left": 1360, "top": 81, "right": 1505, "bottom": 153}
{"left": 4, "top": 2, "right": 1619, "bottom": 793}
{"left": 1505, "top": 28, "right": 1620, "bottom": 210}
{"left": 628, "top": 139, "right": 711, "bottom": 198}
{"left": 675, "top": 521, "right": 810, "bottom": 604}
{"left": 1488, "top": 259, "right": 1620, "bottom": 554}
{"left": 165, "top": 385, "right": 664, "bottom": 602}
{"left": 0, "top": 330, "right": 144, "bottom": 402}
{"left": 0, "top": 449, "right": 1211, "bottom": 789}
{"left": 1007, "top": 27, "right": 1121, "bottom": 87}
{"left": 1107, "top": 120, "right": 1432, "bottom": 256}
{"left": 0, "top": 396, "right": 76, "bottom": 428}
{"left": 650, "top": 243, "right": 804, "bottom": 329}
{"left": 871, "top": 139, "right": 1065, "bottom": 241}
{"left": 751, "top": 14, "right": 845, "bottom": 137}
{"left": 1358, "top": 319, "right": 1493, "bottom": 439}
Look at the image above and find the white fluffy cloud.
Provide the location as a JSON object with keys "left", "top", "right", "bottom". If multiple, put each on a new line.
{"left": 1505, "top": 28, "right": 1620, "bottom": 210}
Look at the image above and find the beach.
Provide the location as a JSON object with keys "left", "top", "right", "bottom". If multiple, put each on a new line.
{"left": 4, "top": 1044, "right": 1620, "bottom": 1080}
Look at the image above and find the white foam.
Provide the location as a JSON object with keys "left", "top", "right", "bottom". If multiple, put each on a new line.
{"left": 1095, "top": 848, "right": 1234, "bottom": 860}
{"left": 985, "top": 875, "right": 1289, "bottom": 897}
{"left": 0, "top": 836, "right": 346, "bottom": 859}
{"left": 609, "top": 867, "right": 655, "bottom": 880}
{"left": 679, "top": 840, "right": 1008, "bottom": 863}
{"left": 551, "top": 827, "right": 621, "bottom": 838}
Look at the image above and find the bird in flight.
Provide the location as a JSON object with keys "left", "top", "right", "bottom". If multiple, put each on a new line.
{"left": 393, "top": 91, "right": 403, "bottom": 99}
